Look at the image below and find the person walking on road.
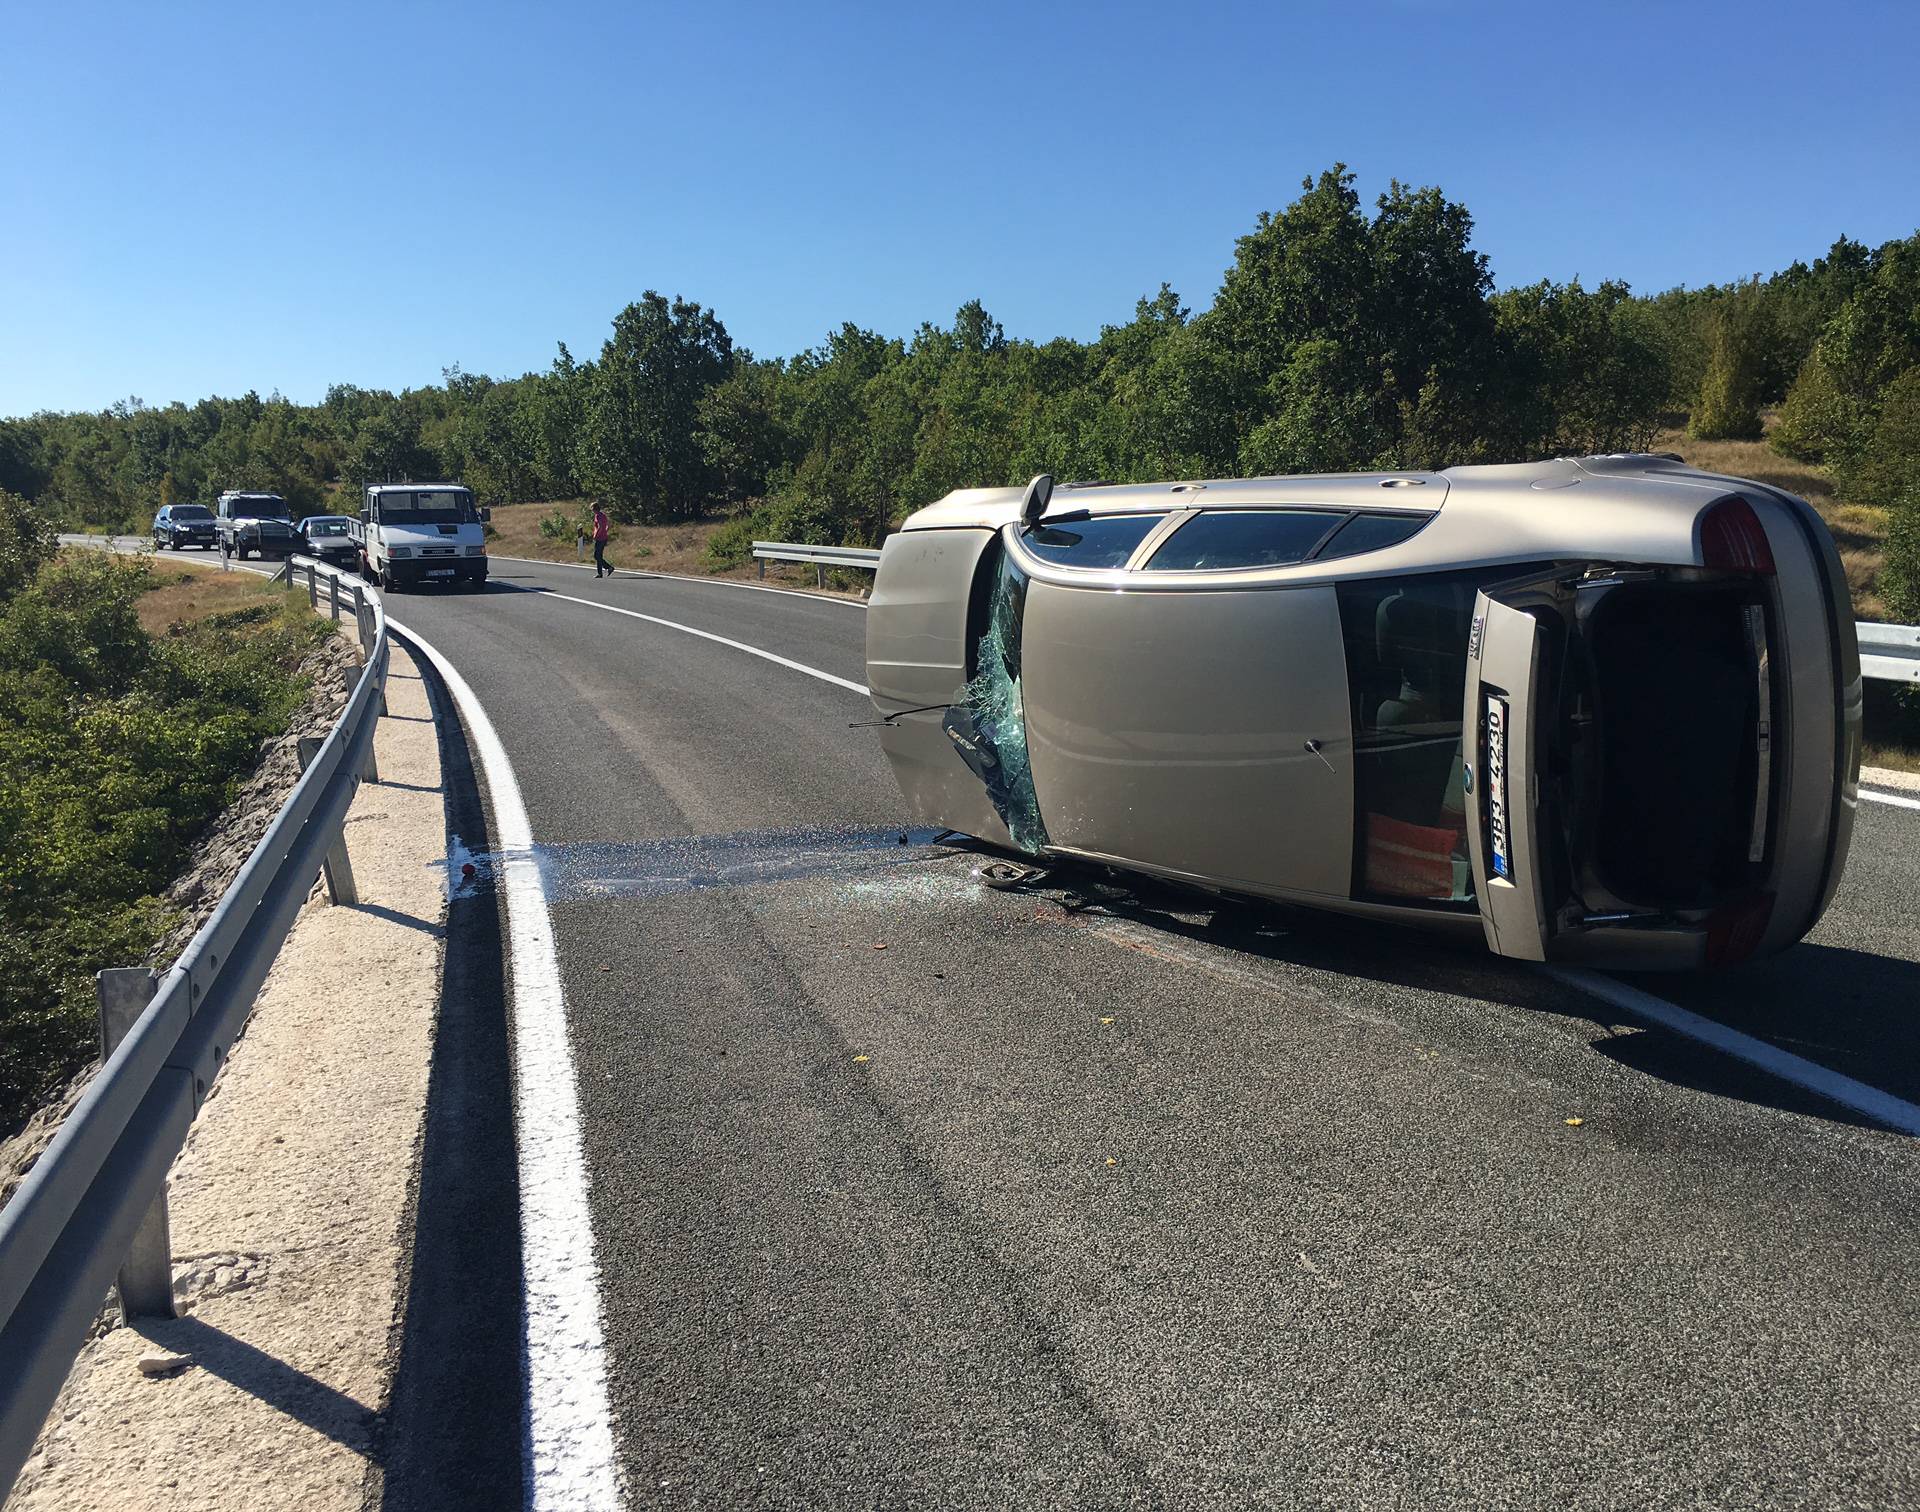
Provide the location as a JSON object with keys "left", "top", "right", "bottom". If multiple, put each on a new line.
{"left": 591, "top": 504, "right": 611, "bottom": 578}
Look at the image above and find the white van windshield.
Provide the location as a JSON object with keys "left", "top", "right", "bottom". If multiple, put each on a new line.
{"left": 379, "top": 490, "right": 476, "bottom": 525}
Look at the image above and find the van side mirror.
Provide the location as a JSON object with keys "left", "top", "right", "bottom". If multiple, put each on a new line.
{"left": 480, "top": 507, "right": 492, "bottom": 522}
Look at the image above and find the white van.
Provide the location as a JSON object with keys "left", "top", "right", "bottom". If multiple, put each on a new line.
{"left": 351, "top": 483, "right": 489, "bottom": 591}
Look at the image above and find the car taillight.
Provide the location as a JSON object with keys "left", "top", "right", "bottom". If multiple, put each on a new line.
{"left": 1699, "top": 497, "right": 1776, "bottom": 576}
{"left": 1705, "top": 891, "right": 1774, "bottom": 967}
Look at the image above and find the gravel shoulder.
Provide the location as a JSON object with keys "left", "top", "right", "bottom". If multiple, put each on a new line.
{"left": 8, "top": 644, "right": 448, "bottom": 1512}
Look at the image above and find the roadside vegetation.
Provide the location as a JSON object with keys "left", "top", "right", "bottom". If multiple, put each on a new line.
{"left": 0, "top": 490, "right": 328, "bottom": 1133}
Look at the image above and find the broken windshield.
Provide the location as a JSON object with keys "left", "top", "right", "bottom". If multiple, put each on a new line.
{"left": 944, "top": 546, "right": 1049, "bottom": 855}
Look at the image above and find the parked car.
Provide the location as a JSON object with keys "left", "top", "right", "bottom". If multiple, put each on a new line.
{"left": 152, "top": 503, "right": 216, "bottom": 550}
{"left": 866, "top": 455, "right": 1861, "bottom": 971}
{"left": 214, "top": 491, "right": 299, "bottom": 560}
{"left": 296, "top": 514, "right": 360, "bottom": 568}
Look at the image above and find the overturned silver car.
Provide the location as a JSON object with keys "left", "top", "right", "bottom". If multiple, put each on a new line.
{"left": 866, "top": 457, "right": 1862, "bottom": 970}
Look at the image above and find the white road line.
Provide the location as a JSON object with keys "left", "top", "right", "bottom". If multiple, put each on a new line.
{"left": 1547, "top": 966, "right": 1920, "bottom": 1136}
{"left": 537, "top": 590, "right": 870, "bottom": 695}
{"left": 395, "top": 621, "right": 622, "bottom": 1511}
{"left": 489, "top": 552, "right": 869, "bottom": 609}
{"left": 1862, "top": 788, "right": 1920, "bottom": 810}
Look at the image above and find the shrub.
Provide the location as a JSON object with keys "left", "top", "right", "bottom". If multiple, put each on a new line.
{"left": 0, "top": 553, "right": 326, "bottom": 1132}
{"left": 704, "top": 505, "right": 773, "bottom": 569}
{"left": 538, "top": 505, "right": 589, "bottom": 541}
{"left": 0, "top": 487, "right": 57, "bottom": 605}
{"left": 1882, "top": 479, "right": 1920, "bottom": 624}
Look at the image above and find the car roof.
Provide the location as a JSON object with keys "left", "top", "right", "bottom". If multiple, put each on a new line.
{"left": 366, "top": 482, "right": 469, "bottom": 494}
{"left": 899, "top": 454, "right": 1764, "bottom": 581}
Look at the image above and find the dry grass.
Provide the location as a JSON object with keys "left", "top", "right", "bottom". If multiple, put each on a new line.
{"left": 483, "top": 501, "right": 869, "bottom": 598}
{"left": 135, "top": 566, "right": 309, "bottom": 636}
{"left": 1653, "top": 423, "right": 1887, "bottom": 620}
{"left": 1863, "top": 744, "right": 1920, "bottom": 775}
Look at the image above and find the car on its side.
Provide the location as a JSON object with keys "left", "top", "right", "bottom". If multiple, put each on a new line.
{"left": 866, "top": 455, "right": 1861, "bottom": 971}
{"left": 152, "top": 503, "right": 216, "bottom": 550}
{"left": 215, "top": 491, "right": 299, "bottom": 560}
{"left": 296, "top": 514, "right": 360, "bottom": 569}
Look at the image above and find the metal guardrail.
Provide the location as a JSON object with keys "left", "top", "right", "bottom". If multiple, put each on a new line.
{"left": 0, "top": 556, "right": 389, "bottom": 1500}
{"left": 1859, "top": 622, "right": 1920, "bottom": 685}
{"left": 752, "top": 540, "right": 883, "bottom": 588}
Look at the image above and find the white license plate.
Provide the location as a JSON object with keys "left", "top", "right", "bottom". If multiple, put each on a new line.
{"left": 427, "top": 568, "right": 454, "bottom": 577}
{"left": 1486, "top": 694, "right": 1511, "bottom": 880}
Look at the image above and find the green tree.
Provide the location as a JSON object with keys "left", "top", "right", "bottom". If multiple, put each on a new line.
{"left": 1689, "top": 282, "right": 1773, "bottom": 440}
{"left": 578, "top": 293, "right": 734, "bottom": 520}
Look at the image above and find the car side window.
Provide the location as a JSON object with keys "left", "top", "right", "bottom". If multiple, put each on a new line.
{"left": 1022, "top": 513, "right": 1166, "bottom": 569}
{"left": 1316, "top": 512, "right": 1428, "bottom": 561}
{"left": 1141, "top": 509, "right": 1347, "bottom": 572}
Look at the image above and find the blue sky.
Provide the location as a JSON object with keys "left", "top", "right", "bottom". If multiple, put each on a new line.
{"left": 3, "top": 0, "right": 1916, "bottom": 417}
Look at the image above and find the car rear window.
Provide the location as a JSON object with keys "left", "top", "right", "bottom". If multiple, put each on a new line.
{"left": 1142, "top": 509, "right": 1348, "bottom": 572}
{"left": 1022, "top": 513, "right": 1166, "bottom": 569}
{"left": 1316, "top": 512, "right": 1427, "bottom": 561}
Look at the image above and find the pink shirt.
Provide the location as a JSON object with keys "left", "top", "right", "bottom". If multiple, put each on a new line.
{"left": 592, "top": 510, "right": 609, "bottom": 543}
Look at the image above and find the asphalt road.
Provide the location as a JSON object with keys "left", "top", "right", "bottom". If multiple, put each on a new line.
{"left": 69, "top": 539, "right": 1920, "bottom": 1506}
{"left": 358, "top": 553, "right": 1919, "bottom": 1511}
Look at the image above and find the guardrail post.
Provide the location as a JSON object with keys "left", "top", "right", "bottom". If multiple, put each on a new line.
{"left": 344, "top": 668, "right": 380, "bottom": 783}
{"left": 307, "top": 562, "right": 318, "bottom": 609}
{"left": 758, "top": 559, "right": 766, "bottom": 580}
{"left": 816, "top": 564, "right": 825, "bottom": 590}
{"left": 96, "top": 968, "right": 177, "bottom": 1322}
{"left": 328, "top": 573, "right": 341, "bottom": 621}
{"left": 296, "top": 736, "right": 360, "bottom": 904}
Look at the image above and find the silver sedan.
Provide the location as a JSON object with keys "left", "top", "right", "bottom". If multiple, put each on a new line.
{"left": 866, "top": 455, "right": 1861, "bottom": 970}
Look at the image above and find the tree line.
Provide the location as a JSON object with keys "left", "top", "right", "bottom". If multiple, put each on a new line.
{"left": 3, "top": 165, "right": 1914, "bottom": 612}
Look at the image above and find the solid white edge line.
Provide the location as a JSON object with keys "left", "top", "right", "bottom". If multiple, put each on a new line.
{"left": 1546, "top": 966, "right": 1920, "bottom": 1136}
{"left": 537, "top": 590, "right": 871, "bottom": 695}
{"left": 489, "top": 552, "right": 869, "bottom": 609}
{"left": 393, "top": 620, "right": 622, "bottom": 1510}
{"left": 1861, "top": 788, "right": 1920, "bottom": 810}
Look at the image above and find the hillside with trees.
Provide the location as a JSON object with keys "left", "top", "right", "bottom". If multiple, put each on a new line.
{"left": 3, "top": 166, "right": 1914, "bottom": 618}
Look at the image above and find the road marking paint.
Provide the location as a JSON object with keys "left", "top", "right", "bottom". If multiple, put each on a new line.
{"left": 395, "top": 622, "right": 622, "bottom": 1510}
{"left": 1547, "top": 966, "right": 1920, "bottom": 1136}
{"left": 489, "top": 552, "right": 869, "bottom": 609}
{"left": 536, "top": 590, "right": 870, "bottom": 694}
{"left": 1862, "top": 788, "right": 1920, "bottom": 810}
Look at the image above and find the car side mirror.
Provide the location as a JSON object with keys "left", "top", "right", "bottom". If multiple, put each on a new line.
{"left": 480, "top": 507, "right": 491, "bottom": 522}
{"left": 1019, "top": 474, "right": 1054, "bottom": 528}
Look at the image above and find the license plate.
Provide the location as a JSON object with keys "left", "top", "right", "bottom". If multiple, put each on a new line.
{"left": 427, "top": 568, "right": 454, "bottom": 577}
{"left": 1486, "top": 694, "right": 1511, "bottom": 880}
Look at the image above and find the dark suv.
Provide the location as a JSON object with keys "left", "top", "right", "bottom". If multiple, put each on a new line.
{"left": 153, "top": 504, "right": 216, "bottom": 550}
{"left": 215, "top": 491, "right": 299, "bottom": 560}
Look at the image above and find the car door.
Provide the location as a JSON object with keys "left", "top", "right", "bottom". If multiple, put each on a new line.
{"left": 1014, "top": 519, "right": 1355, "bottom": 898}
